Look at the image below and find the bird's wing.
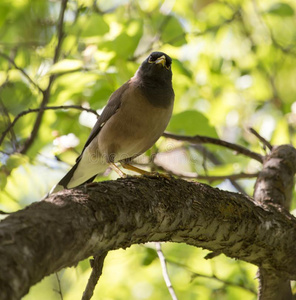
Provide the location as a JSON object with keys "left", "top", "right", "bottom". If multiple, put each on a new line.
{"left": 50, "top": 81, "right": 131, "bottom": 192}
{"left": 76, "top": 80, "right": 130, "bottom": 162}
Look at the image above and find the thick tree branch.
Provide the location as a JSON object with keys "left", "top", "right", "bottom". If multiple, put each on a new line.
{"left": 1, "top": 177, "right": 296, "bottom": 299}
{"left": 253, "top": 144, "right": 296, "bottom": 300}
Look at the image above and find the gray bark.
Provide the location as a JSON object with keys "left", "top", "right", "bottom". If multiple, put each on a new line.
{"left": 254, "top": 145, "right": 296, "bottom": 300}
{"left": 1, "top": 173, "right": 296, "bottom": 299}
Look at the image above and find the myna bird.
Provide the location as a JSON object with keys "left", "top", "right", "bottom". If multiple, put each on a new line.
{"left": 50, "top": 52, "right": 174, "bottom": 194}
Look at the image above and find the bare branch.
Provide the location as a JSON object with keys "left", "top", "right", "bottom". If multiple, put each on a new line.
{"left": 190, "top": 271, "right": 257, "bottom": 295}
{"left": 253, "top": 144, "right": 296, "bottom": 299}
{"left": 18, "top": 0, "right": 68, "bottom": 154}
{"left": 155, "top": 242, "right": 178, "bottom": 300}
{"left": 0, "top": 99, "right": 18, "bottom": 150}
{"left": 153, "top": 160, "right": 258, "bottom": 183}
{"left": 0, "top": 52, "right": 44, "bottom": 94}
{"left": 0, "top": 105, "right": 98, "bottom": 149}
{"left": 163, "top": 132, "right": 263, "bottom": 163}
{"left": 1, "top": 176, "right": 296, "bottom": 299}
{"left": 249, "top": 127, "right": 272, "bottom": 151}
{"left": 190, "top": 144, "right": 248, "bottom": 195}
{"left": 82, "top": 253, "right": 107, "bottom": 300}
{"left": 166, "top": 258, "right": 257, "bottom": 295}
{"left": 54, "top": 273, "right": 64, "bottom": 300}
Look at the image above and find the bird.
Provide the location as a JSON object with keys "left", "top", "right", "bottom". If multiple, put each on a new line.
{"left": 50, "top": 51, "right": 174, "bottom": 194}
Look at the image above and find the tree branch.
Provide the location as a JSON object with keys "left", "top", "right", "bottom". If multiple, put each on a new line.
{"left": 249, "top": 127, "right": 273, "bottom": 151}
{"left": 18, "top": 0, "right": 68, "bottom": 154}
{"left": 155, "top": 163, "right": 258, "bottom": 183}
{"left": 1, "top": 177, "right": 296, "bottom": 299}
{"left": 0, "top": 105, "right": 99, "bottom": 148}
{"left": 190, "top": 144, "right": 248, "bottom": 195}
{"left": 253, "top": 144, "right": 296, "bottom": 299}
{"left": 0, "top": 52, "right": 44, "bottom": 94}
{"left": 81, "top": 253, "right": 107, "bottom": 300}
{"left": 155, "top": 242, "right": 178, "bottom": 300}
{"left": 163, "top": 132, "right": 263, "bottom": 163}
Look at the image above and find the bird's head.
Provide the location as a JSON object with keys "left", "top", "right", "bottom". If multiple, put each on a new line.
{"left": 135, "top": 52, "right": 173, "bottom": 85}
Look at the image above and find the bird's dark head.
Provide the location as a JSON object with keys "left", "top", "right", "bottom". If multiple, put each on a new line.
{"left": 135, "top": 52, "right": 173, "bottom": 85}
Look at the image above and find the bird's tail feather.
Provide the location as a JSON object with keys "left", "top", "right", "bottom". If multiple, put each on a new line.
{"left": 50, "top": 162, "right": 99, "bottom": 194}
{"left": 50, "top": 158, "right": 106, "bottom": 194}
{"left": 50, "top": 161, "right": 80, "bottom": 194}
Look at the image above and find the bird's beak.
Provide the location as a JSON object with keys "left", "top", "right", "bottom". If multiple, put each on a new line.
{"left": 155, "top": 55, "right": 166, "bottom": 67}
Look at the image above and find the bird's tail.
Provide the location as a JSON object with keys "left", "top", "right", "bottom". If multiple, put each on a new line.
{"left": 49, "top": 161, "right": 103, "bottom": 194}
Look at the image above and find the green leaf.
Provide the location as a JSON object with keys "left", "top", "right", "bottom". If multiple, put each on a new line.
{"left": 72, "top": 14, "right": 109, "bottom": 37}
{"left": 103, "top": 20, "right": 143, "bottom": 59}
{"left": 5, "top": 154, "right": 28, "bottom": 170}
{"left": 0, "top": 171, "right": 7, "bottom": 190}
{"left": 141, "top": 248, "right": 157, "bottom": 266}
{"left": 49, "top": 59, "right": 83, "bottom": 74}
{"left": 162, "top": 16, "right": 186, "bottom": 46}
{"left": 167, "top": 110, "right": 218, "bottom": 138}
{"left": 266, "top": 3, "right": 294, "bottom": 17}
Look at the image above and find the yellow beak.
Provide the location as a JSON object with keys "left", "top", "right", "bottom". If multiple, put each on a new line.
{"left": 155, "top": 55, "right": 166, "bottom": 67}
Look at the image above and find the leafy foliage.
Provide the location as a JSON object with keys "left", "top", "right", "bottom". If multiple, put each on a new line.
{"left": 1, "top": 0, "right": 296, "bottom": 298}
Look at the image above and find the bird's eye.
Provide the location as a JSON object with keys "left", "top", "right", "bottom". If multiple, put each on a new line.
{"left": 148, "top": 56, "right": 154, "bottom": 63}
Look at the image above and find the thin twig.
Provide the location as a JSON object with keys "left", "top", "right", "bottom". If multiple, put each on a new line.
{"left": 54, "top": 272, "right": 64, "bottom": 300}
{"left": 197, "top": 172, "right": 258, "bottom": 182}
{"left": 0, "top": 105, "right": 98, "bottom": 148}
{"left": 155, "top": 163, "right": 258, "bottom": 183}
{"left": 18, "top": 0, "right": 68, "bottom": 154}
{"left": 0, "top": 52, "right": 44, "bottom": 94}
{"left": 191, "top": 271, "right": 257, "bottom": 295}
{"left": 155, "top": 242, "right": 178, "bottom": 300}
{"left": 163, "top": 132, "right": 263, "bottom": 163}
{"left": 0, "top": 99, "right": 18, "bottom": 150}
{"left": 249, "top": 127, "right": 273, "bottom": 151}
{"left": 190, "top": 144, "right": 247, "bottom": 195}
{"left": 166, "top": 259, "right": 257, "bottom": 295}
{"left": 82, "top": 253, "right": 108, "bottom": 300}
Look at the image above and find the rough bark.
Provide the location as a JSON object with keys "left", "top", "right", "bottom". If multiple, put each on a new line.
{"left": 1, "top": 176, "right": 296, "bottom": 299}
{"left": 253, "top": 145, "right": 296, "bottom": 300}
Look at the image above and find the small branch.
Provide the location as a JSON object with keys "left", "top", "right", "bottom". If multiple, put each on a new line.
{"left": 0, "top": 105, "right": 98, "bottom": 148}
{"left": 18, "top": 0, "right": 68, "bottom": 154}
{"left": 0, "top": 52, "right": 44, "bottom": 94}
{"left": 153, "top": 161, "right": 258, "bottom": 183}
{"left": 155, "top": 242, "right": 178, "bottom": 300}
{"left": 54, "top": 273, "right": 64, "bottom": 300}
{"left": 163, "top": 132, "right": 263, "bottom": 163}
{"left": 165, "top": 257, "right": 257, "bottom": 295}
{"left": 181, "top": 171, "right": 257, "bottom": 183}
{"left": 249, "top": 127, "right": 272, "bottom": 151}
{"left": 191, "top": 270, "right": 257, "bottom": 295}
{"left": 191, "top": 144, "right": 248, "bottom": 195}
{"left": 82, "top": 253, "right": 108, "bottom": 300}
{"left": 0, "top": 99, "right": 18, "bottom": 150}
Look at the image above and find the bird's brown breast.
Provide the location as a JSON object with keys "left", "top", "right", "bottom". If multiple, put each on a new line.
{"left": 93, "top": 82, "right": 174, "bottom": 162}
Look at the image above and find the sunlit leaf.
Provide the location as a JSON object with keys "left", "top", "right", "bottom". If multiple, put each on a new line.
{"left": 49, "top": 60, "right": 83, "bottom": 74}
{"left": 266, "top": 3, "right": 294, "bottom": 17}
{"left": 167, "top": 110, "right": 218, "bottom": 138}
{"left": 161, "top": 15, "right": 186, "bottom": 46}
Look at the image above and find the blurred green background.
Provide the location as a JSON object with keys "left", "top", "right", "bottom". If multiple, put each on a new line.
{"left": 1, "top": 0, "right": 296, "bottom": 298}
